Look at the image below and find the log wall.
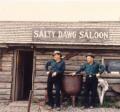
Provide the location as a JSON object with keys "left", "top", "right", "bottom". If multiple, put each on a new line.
{"left": 33, "top": 49, "right": 120, "bottom": 100}
{"left": 0, "top": 50, "right": 13, "bottom": 102}
{"left": 0, "top": 48, "right": 120, "bottom": 102}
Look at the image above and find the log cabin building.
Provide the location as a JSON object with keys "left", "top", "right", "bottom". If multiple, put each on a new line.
{"left": 0, "top": 21, "right": 120, "bottom": 103}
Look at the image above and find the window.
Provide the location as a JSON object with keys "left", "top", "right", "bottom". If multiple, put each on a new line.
{"left": 102, "top": 57, "right": 120, "bottom": 74}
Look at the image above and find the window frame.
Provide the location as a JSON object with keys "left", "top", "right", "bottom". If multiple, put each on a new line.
{"left": 102, "top": 56, "right": 120, "bottom": 73}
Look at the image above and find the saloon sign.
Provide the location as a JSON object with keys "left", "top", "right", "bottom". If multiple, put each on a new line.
{"left": 32, "top": 28, "right": 109, "bottom": 43}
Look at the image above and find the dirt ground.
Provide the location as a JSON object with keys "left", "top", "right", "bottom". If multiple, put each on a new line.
{"left": 0, "top": 101, "right": 120, "bottom": 112}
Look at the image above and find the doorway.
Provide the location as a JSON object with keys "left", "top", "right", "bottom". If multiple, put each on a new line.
{"left": 15, "top": 50, "right": 33, "bottom": 101}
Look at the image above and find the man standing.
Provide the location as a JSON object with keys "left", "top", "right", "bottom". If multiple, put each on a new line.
{"left": 72, "top": 53, "right": 104, "bottom": 108}
{"left": 45, "top": 51, "right": 65, "bottom": 111}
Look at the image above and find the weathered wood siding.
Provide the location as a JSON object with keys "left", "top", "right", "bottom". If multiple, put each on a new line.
{"left": 0, "top": 50, "right": 13, "bottom": 102}
{"left": 0, "top": 21, "right": 120, "bottom": 102}
{"left": 0, "top": 21, "right": 120, "bottom": 45}
{"left": 33, "top": 49, "right": 120, "bottom": 100}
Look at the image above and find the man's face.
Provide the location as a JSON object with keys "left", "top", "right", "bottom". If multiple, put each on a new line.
{"left": 54, "top": 54, "right": 61, "bottom": 61}
{"left": 86, "top": 56, "right": 94, "bottom": 64}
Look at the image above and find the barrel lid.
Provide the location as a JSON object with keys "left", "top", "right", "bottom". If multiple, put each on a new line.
{"left": 111, "top": 84, "right": 120, "bottom": 93}
{"left": 64, "top": 73, "right": 83, "bottom": 76}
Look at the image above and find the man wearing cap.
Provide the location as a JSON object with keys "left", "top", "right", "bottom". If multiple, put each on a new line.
{"left": 72, "top": 53, "right": 105, "bottom": 108}
{"left": 45, "top": 51, "right": 65, "bottom": 111}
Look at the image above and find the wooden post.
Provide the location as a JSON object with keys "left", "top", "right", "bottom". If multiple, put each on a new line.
{"left": 27, "top": 90, "right": 33, "bottom": 112}
{"left": 12, "top": 50, "right": 17, "bottom": 101}
{"left": 71, "top": 96, "right": 76, "bottom": 107}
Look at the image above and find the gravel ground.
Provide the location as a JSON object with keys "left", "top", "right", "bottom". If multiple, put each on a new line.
{"left": 0, "top": 101, "right": 120, "bottom": 112}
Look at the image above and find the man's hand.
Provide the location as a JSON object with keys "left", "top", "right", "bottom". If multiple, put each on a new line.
{"left": 96, "top": 73, "right": 100, "bottom": 78}
{"left": 46, "top": 71, "right": 50, "bottom": 75}
{"left": 71, "top": 72, "right": 76, "bottom": 76}
{"left": 52, "top": 72, "right": 57, "bottom": 77}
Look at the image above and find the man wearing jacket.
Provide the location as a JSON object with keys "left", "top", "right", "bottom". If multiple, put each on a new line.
{"left": 45, "top": 51, "right": 65, "bottom": 111}
{"left": 72, "top": 53, "right": 105, "bottom": 108}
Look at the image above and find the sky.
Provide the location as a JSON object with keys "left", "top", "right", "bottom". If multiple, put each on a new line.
{"left": 0, "top": 0, "right": 120, "bottom": 21}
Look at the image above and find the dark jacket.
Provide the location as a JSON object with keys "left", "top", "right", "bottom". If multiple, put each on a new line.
{"left": 45, "top": 59, "right": 65, "bottom": 75}
{"left": 76, "top": 61, "right": 105, "bottom": 75}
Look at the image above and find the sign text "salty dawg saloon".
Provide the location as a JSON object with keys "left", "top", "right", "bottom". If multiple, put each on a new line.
{"left": 32, "top": 28, "right": 109, "bottom": 43}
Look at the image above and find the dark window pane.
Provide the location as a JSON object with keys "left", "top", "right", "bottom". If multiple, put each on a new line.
{"left": 104, "top": 59, "right": 120, "bottom": 73}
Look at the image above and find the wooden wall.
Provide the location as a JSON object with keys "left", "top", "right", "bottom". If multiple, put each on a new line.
{"left": 0, "top": 50, "right": 13, "bottom": 102}
{"left": 0, "top": 21, "right": 120, "bottom": 46}
{"left": 33, "top": 49, "right": 120, "bottom": 100}
{"left": 0, "top": 48, "right": 119, "bottom": 102}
